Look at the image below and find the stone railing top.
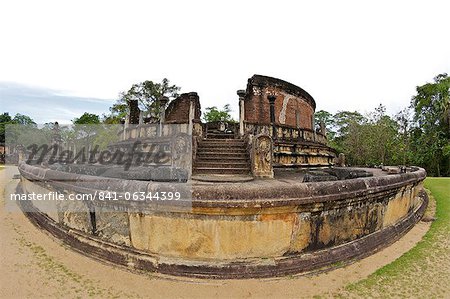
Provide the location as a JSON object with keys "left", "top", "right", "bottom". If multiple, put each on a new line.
{"left": 19, "top": 162, "right": 426, "bottom": 211}
{"left": 244, "top": 121, "right": 327, "bottom": 137}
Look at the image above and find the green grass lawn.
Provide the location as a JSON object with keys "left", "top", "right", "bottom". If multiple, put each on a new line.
{"left": 335, "top": 177, "right": 450, "bottom": 298}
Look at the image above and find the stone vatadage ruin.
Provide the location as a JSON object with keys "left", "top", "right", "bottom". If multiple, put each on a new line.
{"left": 15, "top": 74, "right": 428, "bottom": 278}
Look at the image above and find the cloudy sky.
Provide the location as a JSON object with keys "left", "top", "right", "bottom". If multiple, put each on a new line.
{"left": 1, "top": 0, "right": 449, "bottom": 123}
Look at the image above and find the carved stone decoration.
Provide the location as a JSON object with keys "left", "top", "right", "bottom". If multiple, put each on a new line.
{"left": 16, "top": 144, "right": 25, "bottom": 163}
{"left": 171, "top": 133, "right": 192, "bottom": 180}
{"left": 252, "top": 86, "right": 262, "bottom": 96}
{"left": 319, "top": 121, "right": 326, "bottom": 135}
{"left": 251, "top": 134, "right": 273, "bottom": 178}
{"left": 336, "top": 153, "right": 346, "bottom": 167}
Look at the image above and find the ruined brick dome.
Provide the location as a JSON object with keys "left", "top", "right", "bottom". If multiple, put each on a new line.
{"left": 245, "top": 75, "right": 316, "bottom": 130}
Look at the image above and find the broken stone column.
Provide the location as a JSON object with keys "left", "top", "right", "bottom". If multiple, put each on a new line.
{"left": 159, "top": 96, "right": 169, "bottom": 124}
{"left": 159, "top": 96, "right": 169, "bottom": 137}
{"left": 237, "top": 90, "right": 246, "bottom": 136}
{"left": 127, "top": 100, "right": 140, "bottom": 124}
{"left": 320, "top": 121, "right": 326, "bottom": 136}
{"left": 16, "top": 144, "right": 25, "bottom": 164}
{"left": 51, "top": 122, "right": 62, "bottom": 158}
{"left": 251, "top": 134, "right": 274, "bottom": 178}
{"left": 188, "top": 92, "right": 198, "bottom": 136}
{"left": 267, "top": 94, "right": 276, "bottom": 139}
{"left": 337, "top": 153, "right": 346, "bottom": 167}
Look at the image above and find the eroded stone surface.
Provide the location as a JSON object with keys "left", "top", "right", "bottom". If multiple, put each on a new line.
{"left": 17, "top": 162, "right": 427, "bottom": 278}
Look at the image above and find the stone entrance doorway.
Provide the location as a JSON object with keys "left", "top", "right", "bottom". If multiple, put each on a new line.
{"left": 204, "top": 121, "right": 238, "bottom": 139}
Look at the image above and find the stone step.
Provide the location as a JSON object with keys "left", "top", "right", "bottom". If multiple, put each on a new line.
{"left": 194, "top": 161, "right": 249, "bottom": 168}
{"left": 196, "top": 155, "right": 248, "bottom": 161}
{"left": 191, "top": 174, "right": 254, "bottom": 183}
{"left": 195, "top": 136, "right": 249, "bottom": 176}
{"left": 200, "top": 139, "right": 245, "bottom": 146}
{"left": 205, "top": 133, "right": 235, "bottom": 139}
{"left": 193, "top": 167, "right": 250, "bottom": 175}
{"left": 196, "top": 156, "right": 247, "bottom": 161}
{"left": 197, "top": 147, "right": 247, "bottom": 153}
{"left": 201, "top": 141, "right": 245, "bottom": 147}
{"left": 203, "top": 138, "right": 244, "bottom": 142}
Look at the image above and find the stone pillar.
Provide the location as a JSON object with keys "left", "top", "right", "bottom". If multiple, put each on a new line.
{"left": 187, "top": 92, "right": 197, "bottom": 136}
{"left": 251, "top": 135, "right": 274, "bottom": 178}
{"left": 52, "top": 122, "right": 62, "bottom": 158}
{"left": 267, "top": 94, "right": 276, "bottom": 139}
{"left": 17, "top": 144, "right": 25, "bottom": 164}
{"left": 123, "top": 116, "right": 128, "bottom": 141}
{"left": 311, "top": 113, "right": 316, "bottom": 142}
{"left": 237, "top": 90, "right": 246, "bottom": 136}
{"left": 159, "top": 96, "right": 169, "bottom": 124}
{"left": 127, "top": 100, "right": 140, "bottom": 124}
{"left": 337, "top": 153, "right": 346, "bottom": 167}
{"left": 159, "top": 96, "right": 169, "bottom": 137}
{"left": 319, "top": 121, "right": 326, "bottom": 136}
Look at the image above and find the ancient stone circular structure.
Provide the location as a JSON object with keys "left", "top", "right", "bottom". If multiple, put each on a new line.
{"left": 13, "top": 74, "right": 428, "bottom": 279}
{"left": 18, "top": 163, "right": 427, "bottom": 279}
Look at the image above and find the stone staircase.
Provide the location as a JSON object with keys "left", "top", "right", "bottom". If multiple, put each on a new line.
{"left": 194, "top": 138, "right": 251, "bottom": 175}
{"left": 205, "top": 131, "right": 235, "bottom": 139}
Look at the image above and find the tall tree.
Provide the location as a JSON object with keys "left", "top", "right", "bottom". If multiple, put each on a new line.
{"left": 203, "top": 104, "right": 234, "bottom": 122}
{"left": 0, "top": 112, "right": 12, "bottom": 143}
{"left": 413, "top": 73, "right": 450, "bottom": 131}
{"left": 328, "top": 106, "right": 401, "bottom": 167}
{"left": 73, "top": 112, "right": 100, "bottom": 124}
{"left": 333, "top": 111, "right": 365, "bottom": 137}
{"left": 12, "top": 113, "right": 36, "bottom": 126}
{"left": 105, "top": 78, "right": 180, "bottom": 123}
{"left": 411, "top": 73, "right": 450, "bottom": 176}
{"left": 314, "top": 110, "right": 335, "bottom": 138}
{"left": 395, "top": 108, "right": 413, "bottom": 165}
{"left": 0, "top": 112, "right": 37, "bottom": 144}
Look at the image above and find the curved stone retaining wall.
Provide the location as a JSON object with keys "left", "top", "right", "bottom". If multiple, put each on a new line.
{"left": 17, "top": 163, "right": 427, "bottom": 279}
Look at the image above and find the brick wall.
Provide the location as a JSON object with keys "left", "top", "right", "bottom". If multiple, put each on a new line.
{"left": 165, "top": 92, "right": 201, "bottom": 123}
{"left": 244, "top": 75, "right": 315, "bottom": 130}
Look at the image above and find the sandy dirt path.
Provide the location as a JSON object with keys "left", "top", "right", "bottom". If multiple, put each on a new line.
{"left": 0, "top": 166, "right": 431, "bottom": 298}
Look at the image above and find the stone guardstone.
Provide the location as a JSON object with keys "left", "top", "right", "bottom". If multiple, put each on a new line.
{"left": 251, "top": 134, "right": 273, "bottom": 178}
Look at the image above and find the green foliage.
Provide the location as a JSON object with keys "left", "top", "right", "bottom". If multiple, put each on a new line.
{"left": 410, "top": 73, "right": 450, "bottom": 176}
{"left": 203, "top": 104, "right": 234, "bottom": 123}
{"left": 11, "top": 113, "right": 36, "bottom": 125}
{"left": 91, "top": 125, "right": 121, "bottom": 150}
{"left": 317, "top": 74, "right": 449, "bottom": 176}
{"left": 321, "top": 105, "right": 406, "bottom": 167}
{"left": 73, "top": 112, "right": 100, "bottom": 124}
{"left": 0, "top": 112, "right": 37, "bottom": 144}
{"left": 104, "top": 78, "right": 180, "bottom": 123}
{"left": 315, "top": 110, "right": 336, "bottom": 140}
{"left": 0, "top": 113, "right": 12, "bottom": 143}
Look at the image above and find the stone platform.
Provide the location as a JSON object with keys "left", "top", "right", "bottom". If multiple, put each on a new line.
{"left": 191, "top": 174, "right": 254, "bottom": 183}
{"left": 16, "top": 163, "right": 427, "bottom": 279}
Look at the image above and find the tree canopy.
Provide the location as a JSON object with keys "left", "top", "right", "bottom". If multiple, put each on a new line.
{"left": 73, "top": 112, "right": 100, "bottom": 124}
{"left": 203, "top": 104, "right": 234, "bottom": 123}
{"left": 104, "top": 78, "right": 180, "bottom": 124}
{"left": 0, "top": 112, "right": 36, "bottom": 143}
{"left": 314, "top": 74, "right": 449, "bottom": 176}
{"left": 410, "top": 73, "right": 450, "bottom": 176}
